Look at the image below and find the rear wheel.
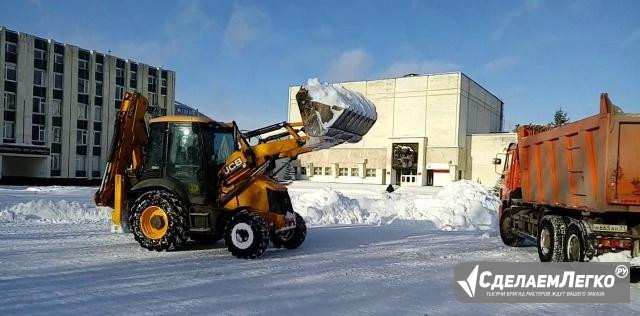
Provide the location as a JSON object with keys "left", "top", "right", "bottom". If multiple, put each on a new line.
{"left": 499, "top": 209, "right": 525, "bottom": 247}
{"left": 564, "top": 224, "right": 585, "bottom": 262}
{"left": 224, "top": 210, "right": 269, "bottom": 259}
{"left": 271, "top": 212, "right": 307, "bottom": 249}
{"left": 129, "top": 190, "right": 190, "bottom": 251}
{"left": 538, "top": 215, "right": 566, "bottom": 262}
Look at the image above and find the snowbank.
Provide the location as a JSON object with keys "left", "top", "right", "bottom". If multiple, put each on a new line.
{"left": 290, "top": 180, "right": 499, "bottom": 231}
{"left": 590, "top": 250, "right": 640, "bottom": 266}
{"left": 0, "top": 200, "right": 110, "bottom": 224}
{"left": 0, "top": 180, "right": 499, "bottom": 231}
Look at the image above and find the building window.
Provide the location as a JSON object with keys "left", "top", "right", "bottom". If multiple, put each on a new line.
{"left": 365, "top": 168, "right": 376, "bottom": 177}
{"left": 32, "top": 124, "right": 46, "bottom": 142}
{"left": 76, "top": 155, "right": 86, "bottom": 171}
{"left": 116, "top": 68, "right": 124, "bottom": 78}
{"left": 5, "top": 63, "right": 17, "bottom": 81}
{"left": 115, "top": 86, "right": 124, "bottom": 100}
{"left": 34, "top": 69, "right": 47, "bottom": 86}
{"left": 338, "top": 168, "right": 348, "bottom": 176}
{"left": 54, "top": 73, "right": 63, "bottom": 89}
{"left": 324, "top": 167, "right": 331, "bottom": 176}
{"left": 148, "top": 75, "right": 155, "bottom": 86}
{"left": 93, "top": 130, "right": 101, "bottom": 146}
{"left": 3, "top": 121, "right": 15, "bottom": 140}
{"left": 33, "top": 97, "right": 46, "bottom": 114}
{"left": 351, "top": 168, "right": 359, "bottom": 177}
{"left": 96, "top": 63, "right": 103, "bottom": 73}
{"left": 3, "top": 92, "right": 17, "bottom": 110}
{"left": 313, "top": 167, "right": 322, "bottom": 176}
{"left": 300, "top": 167, "right": 306, "bottom": 175}
{"left": 78, "top": 78, "right": 89, "bottom": 94}
{"left": 52, "top": 126, "right": 61, "bottom": 143}
{"left": 54, "top": 53, "right": 63, "bottom": 64}
{"left": 77, "top": 103, "right": 88, "bottom": 119}
{"left": 5, "top": 42, "right": 17, "bottom": 54}
{"left": 78, "top": 59, "right": 88, "bottom": 70}
{"left": 148, "top": 92, "right": 157, "bottom": 106}
{"left": 51, "top": 154, "right": 61, "bottom": 171}
{"left": 92, "top": 156, "right": 101, "bottom": 172}
{"left": 51, "top": 99, "right": 62, "bottom": 116}
{"left": 77, "top": 129, "right": 87, "bottom": 145}
{"left": 95, "top": 82, "right": 103, "bottom": 96}
{"left": 34, "top": 49, "right": 46, "bottom": 61}
{"left": 94, "top": 106, "right": 102, "bottom": 121}
{"left": 129, "top": 70, "right": 136, "bottom": 80}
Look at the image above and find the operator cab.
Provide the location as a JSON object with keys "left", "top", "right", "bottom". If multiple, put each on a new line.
{"left": 142, "top": 115, "right": 238, "bottom": 205}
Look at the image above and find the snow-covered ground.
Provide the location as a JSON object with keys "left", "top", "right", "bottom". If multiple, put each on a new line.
{"left": 1, "top": 181, "right": 639, "bottom": 315}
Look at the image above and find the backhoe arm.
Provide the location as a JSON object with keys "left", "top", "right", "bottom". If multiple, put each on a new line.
{"left": 94, "top": 93, "right": 149, "bottom": 229}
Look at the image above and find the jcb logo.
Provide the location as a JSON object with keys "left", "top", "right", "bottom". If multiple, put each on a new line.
{"left": 223, "top": 158, "right": 245, "bottom": 175}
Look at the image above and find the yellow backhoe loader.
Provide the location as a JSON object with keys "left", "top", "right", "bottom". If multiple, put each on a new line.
{"left": 94, "top": 82, "right": 377, "bottom": 259}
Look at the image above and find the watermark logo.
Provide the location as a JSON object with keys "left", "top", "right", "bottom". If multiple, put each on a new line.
{"left": 457, "top": 265, "right": 479, "bottom": 297}
{"left": 454, "top": 262, "right": 630, "bottom": 303}
{"left": 615, "top": 265, "right": 629, "bottom": 278}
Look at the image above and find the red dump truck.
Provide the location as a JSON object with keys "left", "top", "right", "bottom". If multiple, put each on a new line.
{"left": 498, "top": 93, "right": 640, "bottom": 262}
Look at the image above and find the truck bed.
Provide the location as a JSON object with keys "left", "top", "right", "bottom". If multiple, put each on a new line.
{"left": 517, "top": 94, "right": 640, "bottom": 213}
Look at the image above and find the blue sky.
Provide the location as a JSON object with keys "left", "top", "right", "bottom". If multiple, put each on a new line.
{"left": 2, "top": 0, "right": 639, "bottom": 129}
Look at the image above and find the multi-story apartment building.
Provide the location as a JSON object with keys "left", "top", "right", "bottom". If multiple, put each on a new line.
{"left": 0, "top": 27, "right": 176, "bottom": 184}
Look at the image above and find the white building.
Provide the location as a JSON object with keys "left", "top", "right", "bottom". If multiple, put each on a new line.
{"left": 288, "top": 72, "right": 515, "bottom": 187}
{"left": 0, "top": 27, "right": 176, "bottom": 184}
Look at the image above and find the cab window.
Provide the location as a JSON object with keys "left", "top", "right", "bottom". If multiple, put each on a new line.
{"left": 213, "top": 132, "right": 235, "bottom": 165}
{"left": 166, "top": 124, "right": 204, "bottom": 196}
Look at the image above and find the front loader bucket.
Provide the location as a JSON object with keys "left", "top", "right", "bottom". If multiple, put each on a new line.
{"left": 296, "top": 79, "right": 377, "bottom": 147}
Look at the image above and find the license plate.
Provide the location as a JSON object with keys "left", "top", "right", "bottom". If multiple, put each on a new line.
{"left": 591, "top": 223, "right": 627, "bottom": 233}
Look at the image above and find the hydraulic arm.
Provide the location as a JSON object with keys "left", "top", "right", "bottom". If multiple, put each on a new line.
{"left": 94, "top": 92, "right": 148, "bottom": 231}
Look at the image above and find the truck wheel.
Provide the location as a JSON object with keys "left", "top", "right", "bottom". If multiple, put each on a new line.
{"left": 224, "top": 209, "right": 269, "bottom": 259}
{"left": 129, "top": 190, "right": 190, "bottom": 251}
{"left": 499, "top": 209, "right": 525, "bottom": 247}
{"left": 564, "top": 224, "right": 585, "bottom": 262}
{"left": 538, "top": 215, "right": 566, "bottom": 262}
{"left": 190, "top": 233, "right": 223, "bottom": 244}
{"left": 271, "top": 212, "right": 307, "bottom": 249}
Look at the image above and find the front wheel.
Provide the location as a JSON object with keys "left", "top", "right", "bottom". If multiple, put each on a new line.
{"left": 499, "top": 209, "right": 525, "bottom": 247}
{"left": 271, "top": 212, "right": 307, "bottom": 249}
{"left": 224, "top": 210, "right": 270, "bottom": 259}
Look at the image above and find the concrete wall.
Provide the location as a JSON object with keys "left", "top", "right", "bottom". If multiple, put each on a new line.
{"left": 465, "top": 133, "right": 516, "bottom": 188}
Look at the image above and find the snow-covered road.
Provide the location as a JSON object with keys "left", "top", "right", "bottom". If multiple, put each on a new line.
{"left": 1, "top": 183, "right": 639, "bottom": 315}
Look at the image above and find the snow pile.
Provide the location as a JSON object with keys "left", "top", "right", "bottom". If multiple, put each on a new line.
{"left": 0, "top": 200, "right": 110, "bottom": 224}
{"left": 290, "top": 188, "right": 379, "bottom": 225}
{"left": 590, "top": 250, "right": 640, "bottom": 266}
{"left": 291, "top": 180, "right": 499, "bottom": 231}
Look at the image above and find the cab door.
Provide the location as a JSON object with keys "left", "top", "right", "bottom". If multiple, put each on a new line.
{"left": 166, "top": 123, "right": 207, "bottom": 204}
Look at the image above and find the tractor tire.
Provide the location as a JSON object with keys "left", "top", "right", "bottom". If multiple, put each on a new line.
{"left": 499, "top": 209, "right": 525, "bottom": 247}
{"left": 564, "top": 224, "right": 586, "bottom": 262}
{"left": 129, "top": 190, "right": 190, "bottom": 252}
{"left": 537, "top": 215, "right": 566, "bottom": 262}
{"left": 224, "top": 209, "right": 270, "bottom": 259}
{"left": 190, "top": 233, "right": 223, "bottom": 244}
{"left": 271, "top": 212, "right": 307, "bottom": 249}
